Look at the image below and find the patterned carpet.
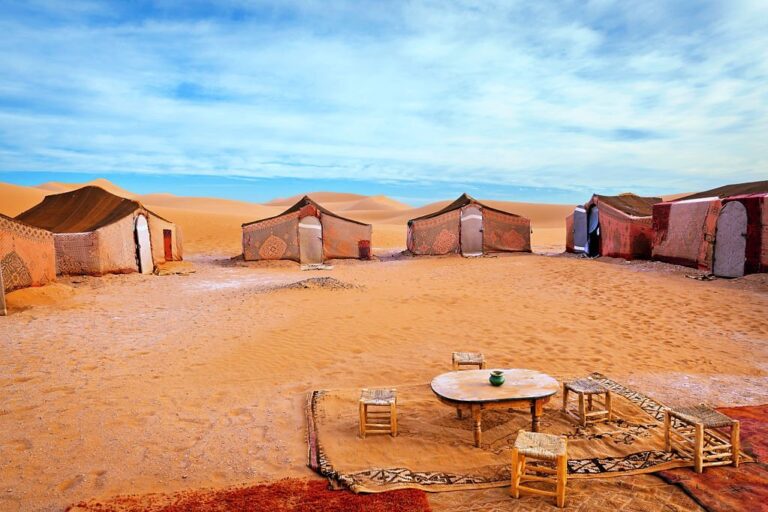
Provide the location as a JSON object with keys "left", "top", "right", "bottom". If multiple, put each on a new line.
{"left": 306, "top": 374, "right": 724, "bottom": 493}
{"left": 657, "top": 404, "right": 768, "bottom": 512}
{"left": 68, "top": 479, "right": 432, "bottom": 512}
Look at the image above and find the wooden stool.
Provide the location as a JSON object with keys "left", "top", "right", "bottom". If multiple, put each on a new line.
{"left": 510, "top": 430, "right": 568, "bottom": 508}
{"left": 562, "top": 378, "right": 612, "bottom": 427}
{"left": 452, "top": 352, "right": 486, "bottom": 370}
{"left": 359, "top": 388, "right": 397, "bottom": 438}
{"left": 664, "top": 405, "right": 739, "bottom": 473}
{"left": 451, "top": 352, "right": 485, "bottom": 419}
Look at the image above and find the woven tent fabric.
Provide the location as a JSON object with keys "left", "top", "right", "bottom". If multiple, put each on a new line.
{"left": 0, "top": 214, "right": 56, "bottom": 292}
{"left": 652, "top": 199, "right": 721, "bottom": 271}
{"left": 16, "top": 186, "right": 181, "bottom": 275}
{"left": 589, "top": 194, "right": 661, "bottom": 218}
{"left": 582, "top": 194, "right": 660, "bottom": 260}
{"left": 243, "top": 211, "right": 301, "bottom": 261}
{"left": 407, "top": 194, "right": 530, "bottom": 256}
{"left": 242, "top": 197, "right": 371, "bottom": 262}
{"left": 482, "top": 209, "right": 531, "bottom": 253}
{"left": 148, "top": 213, "right": 182, "bottom": 264}
{"left": 677, "top": 180, "right": 768, "bottom": 201}
{"left": 321, "top": 214, "right": 372, "bottom": 259}
{"left": 17, "top": 186, "right": 142, "bottom": 233}
{"left": 408, "top": 210, "right": 461, "bottom": 255}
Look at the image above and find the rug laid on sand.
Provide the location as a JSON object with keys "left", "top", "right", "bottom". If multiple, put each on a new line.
{"left": 306, "top": 373, "right": 750, "bottom": 493}
{"left": 67, "top": 478, "right": 432, "bottom": 512}
{"left": 657, "top": 404, "right": 768, "bottom": 512}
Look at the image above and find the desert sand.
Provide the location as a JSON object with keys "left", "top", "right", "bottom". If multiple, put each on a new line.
{"left": 0, "top": 180, "right": 766, "bottom": 511}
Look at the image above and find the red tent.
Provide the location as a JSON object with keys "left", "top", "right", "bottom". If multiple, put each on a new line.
{"left": 652, "top": 180, "right": 768, "bottom": 276}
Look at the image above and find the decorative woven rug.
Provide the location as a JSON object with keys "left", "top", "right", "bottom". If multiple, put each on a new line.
{"left": 657, "top": 404, "right": 768, "bottom": 512}
{"left": 69, "top": 479, "right": 432, "bottom": 512}
{"left": 306, "top": 373, "right": 750, "bottom": 493}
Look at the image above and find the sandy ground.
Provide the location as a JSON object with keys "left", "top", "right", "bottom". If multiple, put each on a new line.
{"left": 1, "top": 180, "right": 767, "bottom": 511}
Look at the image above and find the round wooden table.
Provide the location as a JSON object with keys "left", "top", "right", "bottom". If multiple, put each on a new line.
{"left": 431, "top": 369, "right": 559, "bottom": 447}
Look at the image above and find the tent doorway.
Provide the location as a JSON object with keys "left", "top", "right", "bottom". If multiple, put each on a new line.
{"left": 163, "top": 229, "right": 173, "bottom": 260}
{"left": 586, "top": 206, "right": 601, "bottom": 257}
{"left": 135, "top": 215, "right": 153, "bottom": 274}
{"left": 713, "top": 201, "right": 748, "bottom": 278}
{"left": 299, "top": 216, "right": 323, "bottom": 264}
{"left": 460, "top": 205, "right": 483, "bottom": 257}
{"left": 573, "top": 206, "right": 587, "bottom": 254}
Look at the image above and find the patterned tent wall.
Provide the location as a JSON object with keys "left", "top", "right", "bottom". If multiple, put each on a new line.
{"left": 565, "top": 212, "right": 575, "bottom": 253}
{"left": 652, "top": 199, "right": 721, "bottom": 271}
{"left": 148, "top": 213, "right": 183, "bottom": 264}
{"left": 242, "top": 212, "right": 301, "bottom": 261}
{"left": 721, "top": 194, "right": 768, "bottom": 274}
{"left": 407, "top": 210, "right": 461, "bottom": 256}
{"left": 321, "top": 214, "right": 372, "bottom": 259}
{"left": 54, "top": 210, "right": 169, "bottom": 276}
{"left": 593, "top": 203, "right": 655, "bottom": 260}
{"left": 407, "top": 208, "right": 530, "bottom": 256}
{"left": 481, "top": 209, "right": 531, "bottom": 253}
{"left": 0, "top": 215, "right": 56, "bottom": 292}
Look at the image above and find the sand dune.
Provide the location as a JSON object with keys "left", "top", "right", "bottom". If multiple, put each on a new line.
{"left": 266, "top": 191, "right": 369, "bottom": 206}
{"left": 0, "top": 180, "right": 576, "bottom": 254}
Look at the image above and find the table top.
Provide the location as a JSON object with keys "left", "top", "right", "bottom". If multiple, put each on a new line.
{"left": 431, "top": 369, "right": 559, "bottom": 404}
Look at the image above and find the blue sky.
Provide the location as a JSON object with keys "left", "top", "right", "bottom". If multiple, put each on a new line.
{"left": 0, "top": 1, "right": 766, "bottom": 205}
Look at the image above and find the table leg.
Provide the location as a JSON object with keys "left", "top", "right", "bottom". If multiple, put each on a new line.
{"left": 472, "top": 405, "right": 482, "bottom": 447}
{"left": 531, "top": 400, "right": 543, "bottom": 432}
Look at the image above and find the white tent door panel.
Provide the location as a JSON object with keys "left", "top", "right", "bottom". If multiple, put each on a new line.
{"left": 713, "top": 201, "right": 747, "bottom": 278}
{"left": 135, "top": 215, "right": 153, "bottom": 274}
{"left": 460, "top": 205, "right": 483, "bottom": 257}
{"left": 573, "top": 207, "right": 588, "bottom": 254}
{"left": 299, "top": 216, "right": 323, "bottom": 264}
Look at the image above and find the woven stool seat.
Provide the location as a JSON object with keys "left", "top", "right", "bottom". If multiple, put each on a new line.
{"left": 562, "top": 377, "right": 613, "bottom": 427}
{"left": 359, "top": 388, "right": 397, "bottom": 438}
{"left": 452, "top": 352, "right": 485, "bottom": 368}
{"left": 564, "top": 378, "right": 606, "bottom": 395}
{"left": 360, "top": 388, "right": 396, "bottom": 406}
{"left": 664, "top": 404, "right": 739, "bottom": 473}
{"left": 511, "top": 430, "right": 568, "bottom": 507}
{"left": 669, "top": 405, "right": 735, "bottom": 429}
{"left": 515, "top": 431, "right": 567, "bottom": 461}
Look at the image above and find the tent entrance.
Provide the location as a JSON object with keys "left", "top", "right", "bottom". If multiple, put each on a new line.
{"left": 163, "top": 229, "right": 173, "bottom": 260}
{"left": 299, "top": 216, "right": 323, "bottom": 264}
{"left": 135, "top": 214, "right": 153, "bottom": 274}
{"left": 573, "top": 206, "right": 587, "bottom": 254}
{"left": 460, "top": 205, "right": 483, "bottom": 257}
{"left": 713, "top": 201, "right": 747, "bottom": 278}
{"left": 586, "top": 206, "right": 601, "bottom": 257}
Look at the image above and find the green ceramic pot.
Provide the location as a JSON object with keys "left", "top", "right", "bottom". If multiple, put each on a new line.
{"left": 489, "top": 370, "right": 505, "bottom": 386}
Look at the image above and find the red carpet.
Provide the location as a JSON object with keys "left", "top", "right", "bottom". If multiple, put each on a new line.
{"left": 657, "top": 404, "right": 768, "bottom": 512}
{"left": 68, "top": 478, "right": 432, "bottom": 512}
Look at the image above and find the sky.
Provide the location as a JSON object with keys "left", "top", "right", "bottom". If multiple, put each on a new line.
{"left": 0, "top": 0, "right": 766, "bottom": 205}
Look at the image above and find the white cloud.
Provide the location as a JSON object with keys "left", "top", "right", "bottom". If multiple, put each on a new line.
{"left": 0, "top": 0, "right": 765, "bottom": 195}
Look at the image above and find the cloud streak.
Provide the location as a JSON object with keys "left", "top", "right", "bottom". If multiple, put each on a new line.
{"left": 0, "top": 0, "right": 766, "bottom": 200}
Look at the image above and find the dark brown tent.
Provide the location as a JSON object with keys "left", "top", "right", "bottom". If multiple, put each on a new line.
{"left": 17, "top": 186, "right": 182, "bottom": 275}
{"left": 407, "top": 194, "right": 531, "bottom": 256}
{"left": 242, "top": 196, "right": 372, "bottom": 264}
